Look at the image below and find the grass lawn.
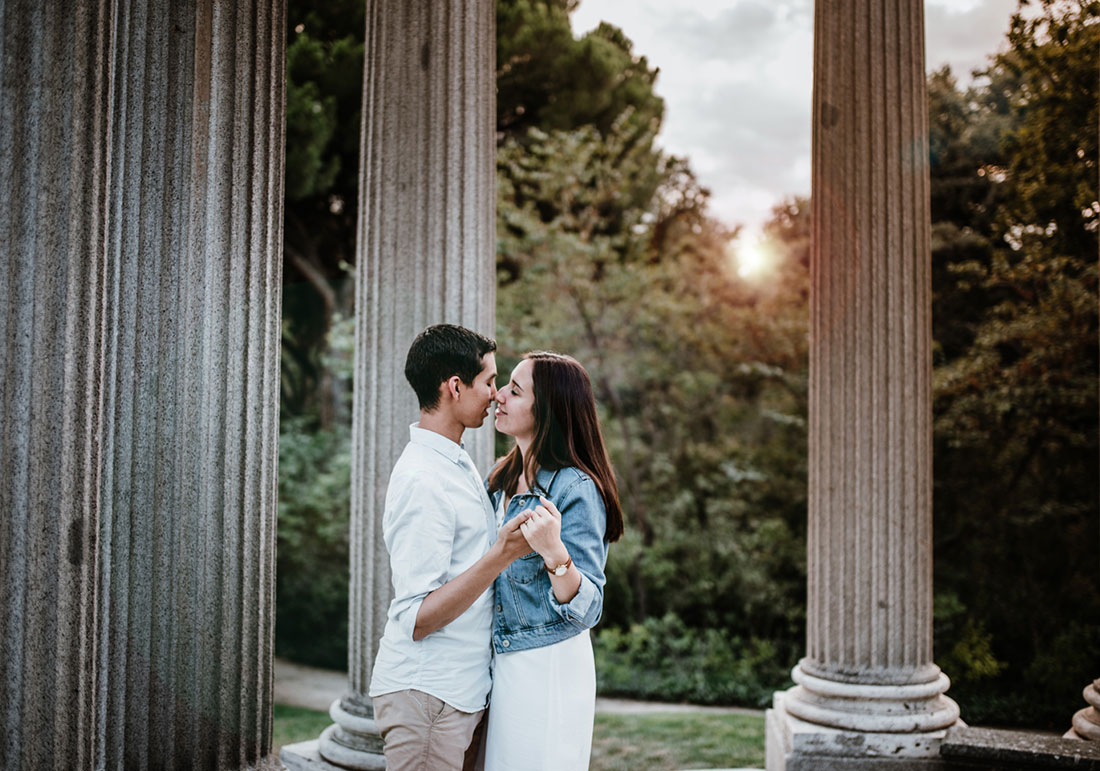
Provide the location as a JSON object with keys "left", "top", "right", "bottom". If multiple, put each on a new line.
{"left": 273, "top": 704, "right": 333, "bottom": 753}
{"left": 273, "top": 704, "right": 766, "bottom": 769}
{"left": 593, "top": 712, "right": 765, "bottom": 770}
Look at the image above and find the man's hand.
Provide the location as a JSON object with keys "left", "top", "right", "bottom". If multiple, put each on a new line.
{"left": 496, "top": 512, "right": 533, "bottom": 561}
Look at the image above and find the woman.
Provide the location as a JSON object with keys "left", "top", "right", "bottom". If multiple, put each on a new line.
{"left": 483, "top": 351, "right": 624, "bottom": 771}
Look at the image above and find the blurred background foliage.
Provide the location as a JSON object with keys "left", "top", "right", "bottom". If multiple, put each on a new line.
{"left": 277, "top": 0, "right": 1099, "bottom": 726}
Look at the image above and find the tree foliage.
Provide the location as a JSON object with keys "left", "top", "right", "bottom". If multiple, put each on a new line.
{"left": 496, "top": 117, "right": 811, "bottom": 666}
{"left": 496, "top": 0, "right": 663, "bottom": 140}
{"left": 929, "top": 0, "right": 1100, "bottom": 725}
{"left": 282, "top": 4, "right": 363, "bottom": 425}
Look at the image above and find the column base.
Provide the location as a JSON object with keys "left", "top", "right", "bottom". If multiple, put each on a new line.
{"left": 1064, "top": 678, "right": 1100, "bottom": 740}
{"left": 786, "top": 663, "right": 960, "bottom": 732}
{"left": 316, "top": 698, "right": 386, "bottom": 770}
{"left": 767, "top": 689, "right": 963, "bottom": 771}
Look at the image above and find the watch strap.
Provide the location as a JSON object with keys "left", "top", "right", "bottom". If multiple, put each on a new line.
{"left": 546, "top": 556, "right": 572, "bottom": 576}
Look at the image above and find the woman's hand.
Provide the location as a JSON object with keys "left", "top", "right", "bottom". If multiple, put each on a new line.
{"left": 519, "top": 496, "right": 570, "bottom": 566}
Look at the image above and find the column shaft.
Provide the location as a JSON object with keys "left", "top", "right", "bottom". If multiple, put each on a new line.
{"left": 0, "top": 3, "right": 111, "bottom": 768}
{"left": 317, "top": 1, "right": 496, "bottom": 767}
{"left": 766, "top": 1, "right": 959, "bottom": 767}
{"left": 806, "top": 0, "right": 934, "bottom": 683}
{"left": 0, "top": 2, "right": 286, "bottom": 769}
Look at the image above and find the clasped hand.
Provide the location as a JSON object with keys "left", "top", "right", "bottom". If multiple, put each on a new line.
{"left": 518, "top": 496, "right": 568, "bottom": 566}
{"left": 496, "top": 496, "right": 568, "bottom": 566}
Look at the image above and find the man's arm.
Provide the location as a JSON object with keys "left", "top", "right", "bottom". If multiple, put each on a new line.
{"left": 412, "top": 514, "right": 531, "bottom": 641}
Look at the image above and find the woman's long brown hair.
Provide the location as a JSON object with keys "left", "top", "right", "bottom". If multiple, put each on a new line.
{"left": 488, "top": 351, "right": 624, "bottom": 542}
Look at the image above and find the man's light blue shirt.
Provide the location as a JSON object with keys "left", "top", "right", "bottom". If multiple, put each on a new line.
{"left": 368, "top": 423, "right": 496, "bottom": 712}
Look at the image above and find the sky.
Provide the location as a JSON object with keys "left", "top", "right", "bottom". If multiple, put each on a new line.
{"left": 570, "top": 0, "right": 1021, "bottom": 235}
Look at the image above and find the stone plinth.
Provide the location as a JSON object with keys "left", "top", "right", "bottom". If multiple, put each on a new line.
{"left": 766, "top": 0, "right": 960, "bottom": 767}
{"left": 768, "top": 693, "right": 951, "bottom": 771}
{"left": 0, "top": 2, "right": 285, "bottom": 769}
{"left": 318, "top": 1, "right": 497, "bottom": 767}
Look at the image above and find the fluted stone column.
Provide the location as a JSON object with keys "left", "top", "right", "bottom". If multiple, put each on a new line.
{"left": 0, "top": 4, "right": 109, "bottom": 768}
{"left": 765, "top": 1, "right": 961, "bottom": 768}
{"left": 305, "top": 2, "right": 497, "bottom": 769}
{"left": 0, "top": 2, "right": 286, "bottom": 770}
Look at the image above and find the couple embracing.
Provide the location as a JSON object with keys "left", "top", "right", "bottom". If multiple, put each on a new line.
{"left": 368, "top": 324, "right": 624, "bottom": 770}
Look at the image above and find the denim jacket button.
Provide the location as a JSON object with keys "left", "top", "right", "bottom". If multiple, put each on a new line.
{"left": 502, "top": 639, "right": 510, "bottom": 648}
{"left": 496, "top": 604, "right": 503, "bottom": 613}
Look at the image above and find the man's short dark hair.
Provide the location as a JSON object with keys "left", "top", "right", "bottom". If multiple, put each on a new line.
{"left": 405, "top": 324, "right": 497, "bottom": 411}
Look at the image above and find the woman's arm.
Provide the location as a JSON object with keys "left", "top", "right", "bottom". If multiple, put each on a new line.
{"left": 520, "top": 482, "right": 608, "bottom": 627}
{"left": 521, "top": 497, "right": 581, "bottom": 603}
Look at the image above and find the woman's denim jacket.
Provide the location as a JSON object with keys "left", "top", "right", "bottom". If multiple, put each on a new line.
{"left": 487, "top": 466, "right": 609, "bottom": 654}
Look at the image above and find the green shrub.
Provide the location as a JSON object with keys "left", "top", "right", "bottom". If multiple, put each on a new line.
{"left": 276, "top": 417, "right": 351, "bottom": 668}
{"left": 594, "top": 613, "right": 794, "bottom": 707}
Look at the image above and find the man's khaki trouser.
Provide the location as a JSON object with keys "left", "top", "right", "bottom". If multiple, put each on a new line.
{"left": 373, "top": 689, "right": 485, "bottom": 771}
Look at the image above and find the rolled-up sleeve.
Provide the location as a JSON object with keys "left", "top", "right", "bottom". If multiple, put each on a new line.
{"left": 546, "top": 477, "right": 608, "bottom": 629}
{"left": 383, "top": 474, "right": 457, "bottom": 640}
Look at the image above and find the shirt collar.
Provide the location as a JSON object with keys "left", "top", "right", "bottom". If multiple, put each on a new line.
{"left": 409, "top": 422, "right": 467, "bottom": 465}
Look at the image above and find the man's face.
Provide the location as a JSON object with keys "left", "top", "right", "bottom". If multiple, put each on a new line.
{"left": 456, "top": 352, "right": 497, "bottom": 429}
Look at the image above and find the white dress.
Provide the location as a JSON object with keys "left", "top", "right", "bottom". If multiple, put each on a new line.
{"left": 483, "top": 496, "right": 597, "bottom": 771}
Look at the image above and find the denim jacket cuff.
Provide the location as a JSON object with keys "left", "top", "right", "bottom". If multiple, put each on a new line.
{"left": 547, "top": 574, "right": 597, "bottom": 625}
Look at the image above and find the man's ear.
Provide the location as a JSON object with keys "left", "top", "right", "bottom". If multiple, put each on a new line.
{"left": 444, "top": 375, "right": 462, "bottom": 401}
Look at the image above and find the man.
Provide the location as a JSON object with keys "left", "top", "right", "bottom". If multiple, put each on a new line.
{"left": 369, "top": 323, "right": 530, "bottom": 770}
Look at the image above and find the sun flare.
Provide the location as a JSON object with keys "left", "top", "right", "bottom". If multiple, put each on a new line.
{"left": 734, "top": 238, "right": 773, "bottom": 280}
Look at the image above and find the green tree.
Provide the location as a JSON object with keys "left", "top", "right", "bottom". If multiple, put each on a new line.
{"left": 496, "top": 117, "right": 811, "bottom": 670}
{"left": 930, "top": 0, "right": 1100, "bottom": 726}
{"left": 496, "top": 0, "right": 663, "bottom": 141}
{"left": 282, "top": 5, "right": 363, "bottom": 426}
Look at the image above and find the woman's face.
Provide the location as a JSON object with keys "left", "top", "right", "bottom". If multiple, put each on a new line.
{"left": 494, "top": 358, "right": 536, "bottom": 441}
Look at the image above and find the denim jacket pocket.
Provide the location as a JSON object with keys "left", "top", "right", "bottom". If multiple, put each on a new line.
{"left": 510, "top": 551, "right": 543, "bottom": 584}
{"left": 506, "top": 559, "right": 553, "bottom": 628}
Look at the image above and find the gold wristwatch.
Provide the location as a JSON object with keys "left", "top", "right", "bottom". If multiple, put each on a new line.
{"left": 545, "top": 556, "right": 572, "bottom": 576}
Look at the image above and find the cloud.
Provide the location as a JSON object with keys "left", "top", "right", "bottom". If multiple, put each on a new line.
{"left": 571, "top": 0, "right": 1017, "bottom": 229}
{"left": 925, "top": 0, "right": 1017, "bottom": 79}
{"left": 660, "top": 2, "right": 780, "bottom": 61}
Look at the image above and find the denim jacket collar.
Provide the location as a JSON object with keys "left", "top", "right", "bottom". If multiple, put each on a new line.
{"left": 494, "top": 466, "right": 563, "bottom": 501}
{"left": 529, "top": 467, "right": 563, "bottom": 497}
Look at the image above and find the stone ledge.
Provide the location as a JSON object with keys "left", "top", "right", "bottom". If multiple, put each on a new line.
{"left": 940, "top": 727, "right": 1100, "bottom": 769}
{"left": 280, "top": 740, "right": 342, "bottom": 770}
{"left": 281, "top": 737, "right": 386, "bottom": 771}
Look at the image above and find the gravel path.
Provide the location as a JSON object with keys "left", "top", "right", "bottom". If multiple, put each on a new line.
{"left": 274, "top": 657, "right": 764, "bottom": 717}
